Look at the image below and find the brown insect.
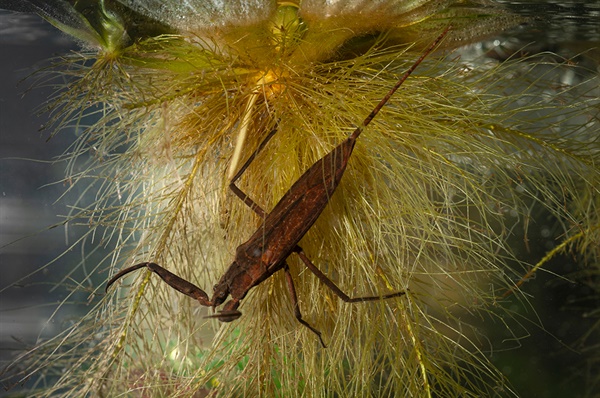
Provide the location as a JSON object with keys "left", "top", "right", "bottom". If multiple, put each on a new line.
{"left": 106, "top": 28, "right": 450, "bottom": 347}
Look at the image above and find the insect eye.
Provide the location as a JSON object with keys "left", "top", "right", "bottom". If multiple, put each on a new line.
{"left": 213, "top": 294, "right": 226, "bottom": 307}
{"left": 212, "top": 284, "right": 229, "bottom": 306}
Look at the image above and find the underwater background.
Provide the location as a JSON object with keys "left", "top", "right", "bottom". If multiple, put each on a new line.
{"left": 1, "top": 1, "right": 598, "bottom": 397}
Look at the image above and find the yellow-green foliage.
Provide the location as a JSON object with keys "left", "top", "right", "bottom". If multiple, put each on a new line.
{"left": 3, "top": 1, "right": 599, "bottom": 397}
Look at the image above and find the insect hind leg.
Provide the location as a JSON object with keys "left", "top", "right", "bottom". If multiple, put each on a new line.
{"left": 228, "top": 124, "right": 279, "bottom": 218}
{"left": 294, "top": 247, "right": 405, "bottom": 302}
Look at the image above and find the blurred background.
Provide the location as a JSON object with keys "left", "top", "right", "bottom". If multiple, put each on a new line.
{"left": 0, "top": 9, "right": 110, "bottom": 392}
{"left": 0, "top": 2, "right": 598, "bottom": 396}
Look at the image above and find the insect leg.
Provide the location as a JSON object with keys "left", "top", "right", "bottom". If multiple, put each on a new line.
{"left": 283, "top": 262, "right": 326, "bottom": 347}
{"left": 295, "top": 249, "right": 405, "bottom": 302}
{"left": 106, "top": 262, "right": 212, "bottom": 307}
{"left": 105, "top": 262, "right": 148, "bottom": 291}
{"left": 204, "top": 298, "right": 242, "bottom": 322}
{"left": 229, "top": 125, "right": 279, "bottom": 218}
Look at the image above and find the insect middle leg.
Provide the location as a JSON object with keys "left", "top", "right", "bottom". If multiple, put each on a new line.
{"left": 283, "top": 262, "right": 326, "bottom": 347}
{"left": 281, "top": 244, "right": 404, "bottom": 348}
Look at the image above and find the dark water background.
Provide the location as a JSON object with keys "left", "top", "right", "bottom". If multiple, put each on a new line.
{"left": 0, "top": 2, "right": 598, "bottom": 397}
{"left": 0, "top": 9, "right": 108, "bottom": 396}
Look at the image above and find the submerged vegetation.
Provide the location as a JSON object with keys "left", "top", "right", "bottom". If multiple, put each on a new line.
{"left": 2, "top": 0, "right": 598, "bottom": 396}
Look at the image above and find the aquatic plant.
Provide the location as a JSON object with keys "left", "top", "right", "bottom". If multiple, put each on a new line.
{"left": 2, "top": 0, "right": 598, "bottom": 396}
